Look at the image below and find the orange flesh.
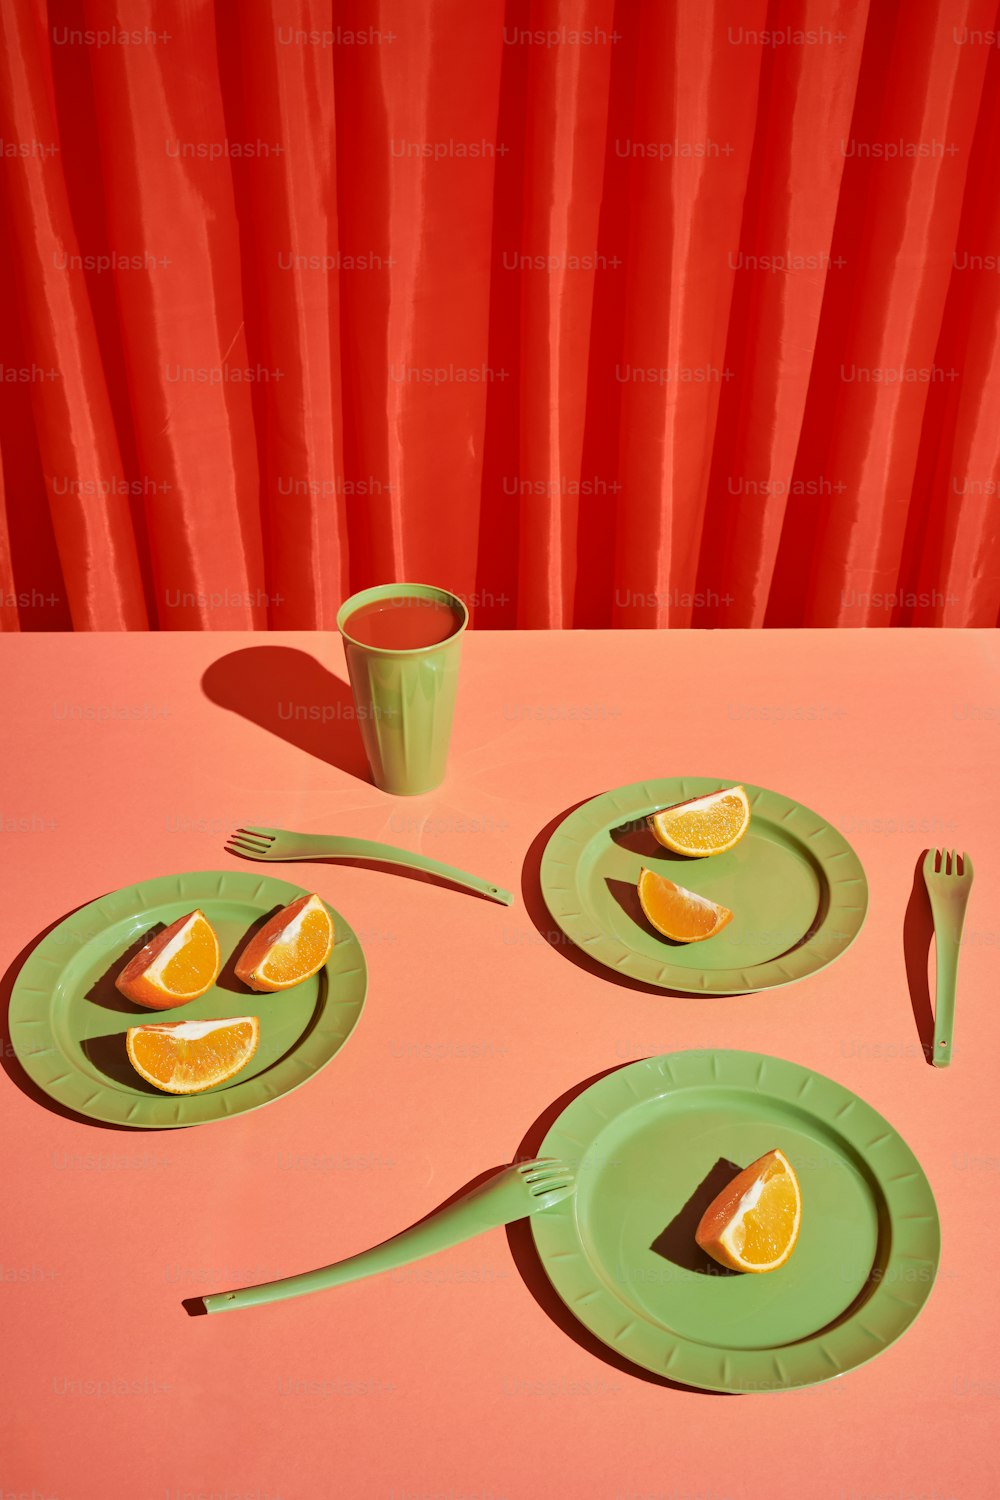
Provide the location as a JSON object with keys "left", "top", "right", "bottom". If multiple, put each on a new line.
{"left": 257, "top": 905, "right": 332, "bottom": 984}
{"left": 696, "top": 1151, "right": 801, "bottom": 1271}
{"left": 157, "top": 920, "right": 219, "bottom": 992}
{"left": 116, "top": 911, "right": 220, "bottom": 1006}
{"left": 637, "top": 869, "right": 733, "bottom": 943}
{"left": 649, "top": 787, "right": 749, "bottom": 856}
{"left": 727, "top": 1162, "right": 798, "bottom": 1265}
{"left": 127, "top": 1019, "right": 258, "bottom": 1093}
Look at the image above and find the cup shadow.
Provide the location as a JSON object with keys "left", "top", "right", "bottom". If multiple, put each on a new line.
{"left": 0, "top": 907, "right": 159, "bottom": 1131}
{"left": 903, "top": 850, "right": 935, "bottom": 1066}
{"left": 201, "top": 646, "right": 372, "bottom": 782}
{"left": 520, "top": 800, "right": 719, "bottom": 999}
{"left": 505, "top": 1065, "right": 733, "bottom": 1395}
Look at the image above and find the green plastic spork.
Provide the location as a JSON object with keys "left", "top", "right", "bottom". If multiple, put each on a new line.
{"left": 226, "top": 824, "right": 512, "bottom": 905}
{"left": 922, "top": 847, "right": 974, "bottom": 1068}
{"left": 201, "top": 1159, "right": 576, "bottom": 1313}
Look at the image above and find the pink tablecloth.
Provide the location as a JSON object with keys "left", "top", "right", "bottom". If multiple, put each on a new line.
{"left": 1, "top": 628, "right": 997, "bottom": 1500}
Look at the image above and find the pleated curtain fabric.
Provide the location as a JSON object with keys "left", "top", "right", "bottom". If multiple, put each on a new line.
{"left": 0, "top": 0, "right": 998, "bottom": 631}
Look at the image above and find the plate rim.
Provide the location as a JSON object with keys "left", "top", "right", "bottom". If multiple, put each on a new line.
{"left": 539, "top": 775, "right": 869, "bottom": 993}
{"left": 7, "top": 869, "right": 368, "bottom": 1129}
{"left": 531, "top": 1049, "right": 941, "bottom": 1393}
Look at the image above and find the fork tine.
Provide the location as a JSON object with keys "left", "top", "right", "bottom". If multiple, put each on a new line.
{"left": 226, "top": 839, "right": 272, "bottom": 857}
{"left": 237, "top": 827, "right": 275, "bottom": 841}
{"left": 229, "top": 833, "right": 271, "bottom": 850}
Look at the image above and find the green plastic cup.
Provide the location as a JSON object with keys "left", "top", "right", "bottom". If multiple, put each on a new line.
{"left": 336, "top": 583, "right": 469, "bottom": 796}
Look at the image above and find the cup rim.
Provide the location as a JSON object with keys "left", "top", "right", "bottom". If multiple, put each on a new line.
{"left": 336, "top": 582, "right": 469, "bottom": 657}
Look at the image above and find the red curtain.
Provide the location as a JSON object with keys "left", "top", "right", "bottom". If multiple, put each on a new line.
{"left": 1, "top": 0, "right": 999, "bottom": 632}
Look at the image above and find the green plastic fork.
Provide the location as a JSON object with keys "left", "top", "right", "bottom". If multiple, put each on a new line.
{"left": 227, "top": 824, "right": 513, "bottom": 905}
{"left": 922, "top": 848, "right": 974, "bottom": 1068}
{"left": 201, "top": 1159, "right": 575, "bottom": 1312}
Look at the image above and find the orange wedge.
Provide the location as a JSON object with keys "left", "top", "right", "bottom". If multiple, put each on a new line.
{"left": 648, "top": 785, "right": 750, "bottom": 857}
{"left": 115, "top": 910, "right": 221, "bottom": 1010}
{"left": 126, "top": 1016, "right": 260, "bottom": 1094}
{"left": 637, "top": 868, "right": 733, "bottom": 943}
{"left": 234, "top": 894, "right": 334, "bottom": 992}
{"left": 695, "top": 1149, "right": 802, "bottom": 1273}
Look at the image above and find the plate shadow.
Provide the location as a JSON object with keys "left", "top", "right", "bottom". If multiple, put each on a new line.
{"left": 201, "top": 646, "right": 372, "bottom": 782}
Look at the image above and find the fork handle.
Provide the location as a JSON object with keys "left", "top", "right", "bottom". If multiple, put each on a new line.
{"left": 276, "top": 833, "right": 512, "bottom": 906}
{"left": 932, "top": 934, "right": 960, "bottom": 1068}
{"left": 202, "top": 1183, "right": 516, "bottom": 1313}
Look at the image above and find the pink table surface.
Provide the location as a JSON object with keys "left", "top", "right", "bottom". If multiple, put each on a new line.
{"left": 1, "top": 628, "right": 998, "bottom": 1500}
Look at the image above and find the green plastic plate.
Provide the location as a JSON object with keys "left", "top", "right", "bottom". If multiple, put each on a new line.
{"left": 532, "top": 1051, "right": 939, "bottom": 1392}
{"left": 540, "top": 776, "right": 868, "bottom": 993}
{"left": 8, "top": 870, "right": 367, "bottom": 1128}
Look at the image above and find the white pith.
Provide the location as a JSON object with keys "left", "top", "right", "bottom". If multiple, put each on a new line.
{"left": 674, "top": 787, "right": 740, "bottom": 816}
{"left": 256, "top": 894, "right": 329, "bottom": 972}
{"left": 652, "top": 786, "right": 750, "bottom": 846}
{"left": 135, "top": 1017, "right": 255, "bottom": 1041}
{"left": 720, "top": 1154, "right": 800, "bottom": 1266}
{"left": 275, "top": 894, "right": 323, "bottom": 945}
{"left": 144, "top": 912, "right": 208, "bottom": 980}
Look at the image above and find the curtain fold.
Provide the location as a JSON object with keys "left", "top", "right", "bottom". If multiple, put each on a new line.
{"left": 1, "top": 0, "right": 148, "bottom": 628}
{"left": 1, "top": 0, "right": 998, "bottom": 630}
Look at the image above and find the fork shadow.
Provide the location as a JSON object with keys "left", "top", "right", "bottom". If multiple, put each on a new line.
{"left": 223, "top": 846, "right": 507, "bottom": 905}
{"left": 201, "top": 646, "right": 372, "bottom": 782}
{"left": 505, "top": 1065, "right": 733, "bottom": 1395}
{"left": 185, "top": 1162, "right": 513, "bottom": 1317}
{"left": 903, "top": 850, "right": 935, "bottom": 1067}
